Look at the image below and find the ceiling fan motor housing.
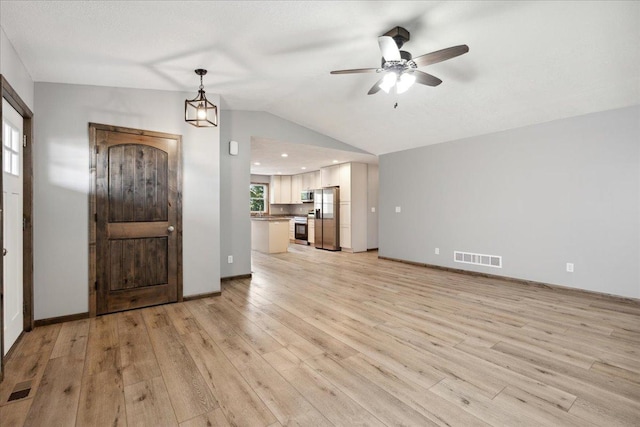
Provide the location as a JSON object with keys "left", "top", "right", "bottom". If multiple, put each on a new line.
{"left": 383, "top": 26, "right": 410, "bottom": 49}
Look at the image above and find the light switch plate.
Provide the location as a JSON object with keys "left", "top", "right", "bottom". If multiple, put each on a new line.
{"left": 395, "top": 206, "right": 401, "bottom": 213}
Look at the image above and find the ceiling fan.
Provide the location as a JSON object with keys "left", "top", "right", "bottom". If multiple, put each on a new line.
{"left": 330, "top": 26, "right": 469, "bottom": 95}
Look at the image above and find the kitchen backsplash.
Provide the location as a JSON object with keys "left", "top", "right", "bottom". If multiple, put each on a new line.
{"left": 270, "top": 203, "right": 311, "bottom": 215}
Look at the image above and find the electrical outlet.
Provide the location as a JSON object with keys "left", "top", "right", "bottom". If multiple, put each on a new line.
{"left": 371, "top": 207, "right": 376, "bottom": 213}
{"left": 395, "top": 206, "right": 401, "bottom": 213}
{"left": 280, "top": 207, "right": 284, "bottom": 212}
{"left": 435, "top": 248, "right": 440, "bottom": 255}
{"left": 228, "top": 255, "right": 233, "bottom": 264}
{"left": 566, "top": 262, "right": 574, "bottom": 272}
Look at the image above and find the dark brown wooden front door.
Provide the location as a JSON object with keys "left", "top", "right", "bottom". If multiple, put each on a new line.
{"left": 93, "top": 124, "right": 181, "bottom": 315}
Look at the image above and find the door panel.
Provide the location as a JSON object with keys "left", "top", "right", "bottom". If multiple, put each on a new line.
{"left": 2, "top": 98, "right": 23, "bottom": 355}
{"left": 95, "top": 126, "right": 180, "bottom": 315}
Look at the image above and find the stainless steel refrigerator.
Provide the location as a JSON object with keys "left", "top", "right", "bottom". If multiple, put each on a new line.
{"left": 314, "top": 187, "right": 340, "bottom": 251}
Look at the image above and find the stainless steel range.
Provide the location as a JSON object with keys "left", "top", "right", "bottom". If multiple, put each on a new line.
{"left": 293, "top": 216, "right": 308, "bottom": 245}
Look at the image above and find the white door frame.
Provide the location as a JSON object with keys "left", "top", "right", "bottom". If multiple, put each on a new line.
{"left": 0, "top": 75, "right": 34, "bottom": 383}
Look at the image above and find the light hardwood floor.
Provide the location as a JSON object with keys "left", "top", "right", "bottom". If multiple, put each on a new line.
{"left": 1, "top": 246, "right": 639, "bottom": 426}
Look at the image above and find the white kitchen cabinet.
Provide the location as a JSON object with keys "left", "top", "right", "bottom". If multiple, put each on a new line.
{"left": 313, "top": 170, "right": 321, "bottom": 189}
{"left": 289, "top": 218, "right": 295, "bottom": 241}
{"left": 335, "top": 162, "right": 367, "bottom": 252}
{"left": 301, "top": 172, "right": 312, "bottom": 190}
{"left": 301, "top": 170, "right": 321, "bottom": 190}
{"left": 339, "top": 163, "right": 351, "bottom": 202}
{"left": 269, "top": 175, "right": 280, "bottom": 204}
{"left": 320, "top": 165, "right": 340, "bottom": 187}
{"left": 291, "top": 174, "right": 302, "bottom": 203}
{"left": 308, "top": 218, "right": 315, "bottom": 244}
{"left": 280, "top": 175, "right": 292, "bottom": 204}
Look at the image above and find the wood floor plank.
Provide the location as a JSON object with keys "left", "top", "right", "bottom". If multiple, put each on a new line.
{"left": 76, "top": 369, "right": 126, "bottom": 427}
{"left": 0, "top": 399, "right": 32, "bottom": 427}
{"left": 430, "top": 378, "right": 541, "bottom": 427}
{"left": 306, "top": 353, "right": 439, "bottom": 426}
{"left": 84, "top": 314, "right": 120, "bottom": 375}
{"left": 49, "top": 319, "right": 90, "bottom": 359}
{"left": 23, "top": 355, "right": 84, "bottom": 427}
{"left": 280, "top": 362, "right": 386, "bottom": 426}
{"left": 124, "top": 376, "right": 178, "bottom": 427}
{"left": 219, "top": 293, "right": 325, "bottom": 360}
{"left": 118, "top": 311, "right": 162, "bottom": 386}
{"left": 258, "top": 303, "right": 359, "bottom": 361}
{"left": 569, "top": 396, "right": 640, "bottom": 427}
{"left": 239, "top": 360, "right": 334, "bottom": 427}
{"left": 263, "top": 348, "right": 302, "bottom": 373}
{"left": 179, "top": 408, "right": 230, "bottom": 427}
{"left": 142, "top": 309, "right": 218, "bottom": 423}
{"left": 13, "top": 324, "right": 61, "bottom": 358}
{"left": 341, "top": 353, "right": 490, "bottom": 427}
{"left": 492, "top": 386, "right": 596, "bottom": 426}
{"left": 180, "top": 330, "right": 277, "bottom": 427}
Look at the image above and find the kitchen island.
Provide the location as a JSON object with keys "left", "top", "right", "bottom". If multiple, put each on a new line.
{"left": 251, "top": 217, "right": 290, "bottom": 254}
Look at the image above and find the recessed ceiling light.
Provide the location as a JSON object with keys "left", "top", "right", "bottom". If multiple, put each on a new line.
{"left": 281, "top": 153, "right": 288, "bottom": 158}
{"left": 253, "top": 162, "right": 261, "bottom": 166}
{"left": 301, "top": 167, "right": 307, "bottom": 170}
{"left": 332, "top": 160, "right": 339, "bottom": 164}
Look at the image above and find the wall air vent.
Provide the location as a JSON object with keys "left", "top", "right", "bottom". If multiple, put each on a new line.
{"left": 454, "top": 251, "right": 502, "bottom": 268}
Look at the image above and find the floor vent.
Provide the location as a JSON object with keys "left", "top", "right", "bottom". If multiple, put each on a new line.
{"left": 7, "top": 380, "right": 32, "bottom": 402}
{"left": 454, "top": 251, "right": 502, "bottom": 268}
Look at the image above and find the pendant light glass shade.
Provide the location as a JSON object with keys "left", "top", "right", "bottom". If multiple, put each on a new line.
{"left": 185, "top": 69, "right": 218, "bottom": 127}
{"left": 396, "top": 72, "right": 416, "bottom": 94}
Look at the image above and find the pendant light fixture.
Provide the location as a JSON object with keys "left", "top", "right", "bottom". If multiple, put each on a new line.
{"left": 185, "top": 69, "right": 218, "bottom": 127}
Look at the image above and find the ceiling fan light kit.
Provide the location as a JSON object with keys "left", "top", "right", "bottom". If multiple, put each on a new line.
{"left": 330, "top": 26, "right": 469, "bottom": 96}
{"left": 185, "top": 68, "right": 218, "bottom": 127}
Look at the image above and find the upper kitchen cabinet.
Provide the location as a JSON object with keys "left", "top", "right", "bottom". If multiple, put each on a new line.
{"left": 291, "top": 174, "right": 302, "bottom": 204}
{"left": 280, "top": 175, "right": 292, "bottom": 203}
{"left": 301, "top": 171, "right": 320, "bottom": 191}
{"left": 320, "top": 164, "right": 340, "bottom": 187}
{"left": 270, "top": 175, "right": 292, "bottom": 204}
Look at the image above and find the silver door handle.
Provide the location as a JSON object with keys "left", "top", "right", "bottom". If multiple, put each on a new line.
{"left": 3, "top": 248, "right": 6, "bottom": 256}
{"left": 167, "top": 226, "right": 175, "bottom": 233}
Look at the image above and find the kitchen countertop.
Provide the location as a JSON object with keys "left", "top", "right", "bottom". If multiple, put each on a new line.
{"left": 251, "top": 215, "right": 296, "bottom": 221}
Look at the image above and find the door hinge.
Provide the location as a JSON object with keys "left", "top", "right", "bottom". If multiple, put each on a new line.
{"left": 23, "top": 301, "right": 27, "bottom": 314}
{"left": 23, "top": 134, "right": 27, "bottom": 147}
{"left": 23, "top": 216, "right": 26, "bottom": 230}
{"left": 94, "top": 281, "right": 98, "bottom": 291}
{"left": 94, "top": 213, "right": 98, "bottom": 222}
{"left": 95, "top": 145, "right": 99, "bottom": 154}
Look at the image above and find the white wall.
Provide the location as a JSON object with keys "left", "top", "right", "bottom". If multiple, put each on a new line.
{"left": 379, "top": 106, "right": 640, "bottom": 299}
{"left": 0, "top": 26, "right": 34, "bottom": 110}
{"left": 34, "top": 82, "right": 220, "bottom": 319}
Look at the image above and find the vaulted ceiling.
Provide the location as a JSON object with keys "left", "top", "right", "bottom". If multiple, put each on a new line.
{"left": 1, "top": 1, "right": 638, "bottom": 155}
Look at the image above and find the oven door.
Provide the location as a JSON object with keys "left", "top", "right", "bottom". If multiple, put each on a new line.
{"left": 295, "top": 222, "right": 308, "bottom": 241}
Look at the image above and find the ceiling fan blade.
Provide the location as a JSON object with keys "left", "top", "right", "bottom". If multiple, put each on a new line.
{"left": 367, "top": 77, "right": 384, "bottom": 95}
{"left": 413, "top": 45, "right": 469, "bottom": 67}
{"left": 378, "top": 36, "right": 401, "bottom": 61}
{"left": 330, "top": 68, "right": 378, "bottom": 74}
{"left": 414, "top": 70, "right": 442, "bottom": 87}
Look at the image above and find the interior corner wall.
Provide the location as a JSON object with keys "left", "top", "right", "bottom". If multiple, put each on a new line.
{"left": 367, "top": 164, "right": 379, "bottom": 249}
{"left": 219, "top": 110, "right": 371, "bottom": 278}
{"left": 379, "top": 106, "right": 640, "bottom": 299}
{"left": 34, "top": 82, "right": 221, "bottom": 320}
{"left": 0, "top": 26, "right": 34, "bottom": 110}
